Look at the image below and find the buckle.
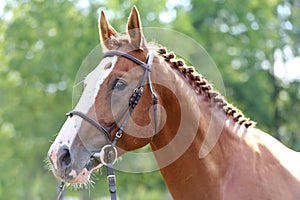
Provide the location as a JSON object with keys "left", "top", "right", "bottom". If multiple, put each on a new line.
{"left": 107, "top": 174, "right": 116, "bottom": 182}
{"left": 115, "top": 131, "right": 122, "bottom": 138}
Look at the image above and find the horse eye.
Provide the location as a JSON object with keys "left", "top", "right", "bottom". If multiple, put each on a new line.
{"left": 111, "top": 79, "right": 127, "bottom": 91}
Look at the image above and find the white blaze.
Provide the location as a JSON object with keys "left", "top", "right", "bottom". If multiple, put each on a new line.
{"left": 49, "top": 56, "right": 117, "bottom": 158}
{"left": 75, "top": 56, "right": 118, "bottom": 114}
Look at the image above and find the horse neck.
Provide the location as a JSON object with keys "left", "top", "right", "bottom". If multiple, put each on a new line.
{"left": 149, "top": 58, "right": 239, "bottom": 196}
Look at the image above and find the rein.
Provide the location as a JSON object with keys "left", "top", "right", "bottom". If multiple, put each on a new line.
{"left": 57, "top": 50, "right": 158, "bottom": 200}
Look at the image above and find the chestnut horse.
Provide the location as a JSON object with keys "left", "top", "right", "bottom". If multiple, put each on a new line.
{"left": 48, "top": 6, "right": 300, "bottom": 199}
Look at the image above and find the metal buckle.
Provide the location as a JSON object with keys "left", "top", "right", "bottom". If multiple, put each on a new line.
{"left": 107, "top": 174, "right": 116, "bottom": 182}
{"left": 115, "top": 131, "right": 122, "bottom": 138}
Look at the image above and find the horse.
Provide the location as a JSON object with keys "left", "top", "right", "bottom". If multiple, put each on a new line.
{"left": 48, "top": 6, "right": 300, "bottom": 200}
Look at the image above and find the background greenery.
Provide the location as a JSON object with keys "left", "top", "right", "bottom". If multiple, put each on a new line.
{"left": 0, "top": 0, "right": 299, "bottom": 199}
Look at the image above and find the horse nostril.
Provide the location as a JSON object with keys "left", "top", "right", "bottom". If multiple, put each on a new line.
{"left": 62, "top": 150, "right": 71, "bottom": 167}
{"left": 58, "top": 147, "right": 72, "bottom": 169}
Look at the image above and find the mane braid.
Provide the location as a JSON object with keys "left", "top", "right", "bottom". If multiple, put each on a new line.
{"left": 157, "top": 48, "right": 255, "bottom": 128}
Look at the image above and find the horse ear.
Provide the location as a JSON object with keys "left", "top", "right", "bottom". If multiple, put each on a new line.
{"left": 99, "top": 10, "right": 119, "bottom": 51}
{"left": 127, "top": 6, "right": 144, "bottom": 50}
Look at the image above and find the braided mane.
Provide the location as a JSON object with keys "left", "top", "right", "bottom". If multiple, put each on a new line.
{"left": 157, "top": 48, "right": 255, "bottom": 128}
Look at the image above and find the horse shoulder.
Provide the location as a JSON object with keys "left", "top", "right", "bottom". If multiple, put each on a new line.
{"left": 221, "top": 127, "right": 300, "bottom": 199}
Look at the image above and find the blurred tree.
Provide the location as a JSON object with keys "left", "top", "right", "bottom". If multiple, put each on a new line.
{"left": 0, "top": 0, "right": 98, "bottom": 199}
{"left": 171, "top": 0, "right": 300, "bottom": 148}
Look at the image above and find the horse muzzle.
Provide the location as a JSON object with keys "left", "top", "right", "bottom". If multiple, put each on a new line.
{"left": 48, "top": 136, "right": 118, "bottom": 184}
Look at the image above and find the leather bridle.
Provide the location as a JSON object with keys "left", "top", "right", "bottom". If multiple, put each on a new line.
{"left": 57, "top": 50, "right": 158, "bottom": 200}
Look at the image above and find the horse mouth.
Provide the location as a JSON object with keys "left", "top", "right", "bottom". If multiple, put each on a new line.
{"left": 85, "top": 156, "right": 103, "bottom": 172}
{"left": 80, "top": 156, "right": 104, "bottom": 183}
{"left": 59, "top": 156, "right": 103, "bottom": 185}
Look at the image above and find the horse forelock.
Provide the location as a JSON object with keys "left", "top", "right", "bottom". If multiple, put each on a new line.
{"left": 106, "top": 35, "right": 144, "bottom": 52}
{"left": 157, "top": 47, "right": 256, "bottom": 128}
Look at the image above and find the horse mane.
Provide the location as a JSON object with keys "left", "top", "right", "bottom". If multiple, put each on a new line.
{"left": 108, "top": 37, "right": 255, "bottom": 128}
{"left": 157, "top": 47, "right": 255, "bottom": 128}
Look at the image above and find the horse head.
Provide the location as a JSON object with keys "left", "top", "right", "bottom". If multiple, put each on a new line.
{"left": 48, "top": 6, "right": 161, "bottom": 184}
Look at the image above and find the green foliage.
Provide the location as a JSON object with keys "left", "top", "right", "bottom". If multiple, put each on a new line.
{"left": 182, "top": 0, "right": 300, "bottom": 144}
{"left": 0, "top": 0, "right": 299, "bottom": 199}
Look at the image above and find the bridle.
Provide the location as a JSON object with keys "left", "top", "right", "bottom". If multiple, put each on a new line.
{"left": 57, "top": 50, "right": 158, "bottom": 200}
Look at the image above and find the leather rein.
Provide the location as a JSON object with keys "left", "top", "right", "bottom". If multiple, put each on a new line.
{"left": 57, "top": 50, "right": 158, "bottom": 200}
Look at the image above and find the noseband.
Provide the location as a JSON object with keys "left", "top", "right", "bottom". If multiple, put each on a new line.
{"left": 57, "top": 50, "right": 158, "bottom": 200}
